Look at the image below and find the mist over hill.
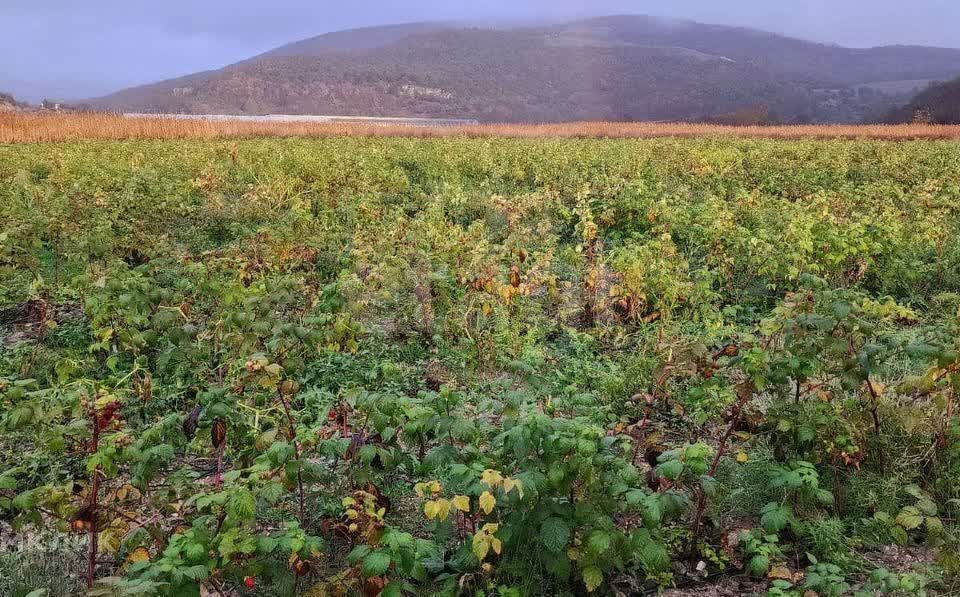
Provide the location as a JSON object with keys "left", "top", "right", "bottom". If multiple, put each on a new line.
{"left": 93, "top": 15, "right": 960, "bottom": 123}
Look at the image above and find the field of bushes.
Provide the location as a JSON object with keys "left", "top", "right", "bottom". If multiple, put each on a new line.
{"left": 1, "top": 137, "right": 959, "bottom": 596}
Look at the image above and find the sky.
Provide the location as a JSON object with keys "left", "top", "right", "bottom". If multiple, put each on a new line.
{"left": 3, "top": 0, "right": 960, "bottom": 102}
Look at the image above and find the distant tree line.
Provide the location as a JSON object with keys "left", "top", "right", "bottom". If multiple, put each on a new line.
{"left": 885, "top": 77, "right": 960, "bottom": 124}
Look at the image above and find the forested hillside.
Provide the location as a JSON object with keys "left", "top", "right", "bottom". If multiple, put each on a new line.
{"left": 886, "top": 77, "right": 960, "bottom": 124}
{"left": 94, "top": 16, "right": 960, "bottom": 123}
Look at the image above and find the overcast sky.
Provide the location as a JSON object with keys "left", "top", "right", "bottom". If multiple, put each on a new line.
{"left": 4, "top": 0, "right": 960, "bottom": 101}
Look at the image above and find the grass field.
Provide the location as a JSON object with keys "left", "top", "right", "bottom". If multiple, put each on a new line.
{"left": 5, "top": 112, "right": 960, "bottom": 142}
{"left": 1, "top": 136, "right": 959, "bottom": 596}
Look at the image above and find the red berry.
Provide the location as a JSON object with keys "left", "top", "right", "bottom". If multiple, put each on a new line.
{"left": 244, "top": 576, "right": 255, "bottom": 589}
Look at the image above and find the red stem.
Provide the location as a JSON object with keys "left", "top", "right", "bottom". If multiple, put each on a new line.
{"left": 864, "top": 376, "right": 886, "bottom": 471}
{"left": 87, "top": 409, "right": 101, "bottom": 588}
{"left": 279, "top": 393, "right": 306, "bottom": 526}
{"left": 689, "top": 383, "right": 753, "bottom": 556}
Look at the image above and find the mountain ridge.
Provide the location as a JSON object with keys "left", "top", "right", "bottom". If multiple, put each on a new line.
{"left": 92, "top": 15, "right": 960, "bottom": 123}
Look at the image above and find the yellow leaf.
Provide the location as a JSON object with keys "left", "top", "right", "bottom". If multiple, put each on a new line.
{"left": 490, "top": 537, "right": 502, "bottom": 555}
{"left": 435, "top": 498, "right": 452, "bottom": 521}
{"left": 346, "top": 508, "right": 358, "bottom": 520}
{"left": 736, "top": 451, "right": 749, "bottom": 463}
{"left": 479, "top": 491, "right": 496, "bottom": 515}
{"left": 582, "top": 566, "right": 603, "bottom": 593}
{"left": 481, "top": 469, "right": 503, "bottom": 487}
{"left": 452, "top": 495, "right": 471, "bottom": 512}
{"left": 99, "top": 529, "right": 121, "bottom": 554}
{"left": 472, "top": 535, "right": 490, "bottom": 561}
{"left": 502, "top": 478, "right": 523, "bottom": 497}
{"left": 116, "top": 484, "right": 141, "bottom": 501}
{"left": 126, "top": 547, "right": 150, "bottom": 565}
{"left": 482, "top": 523, "right": 499, "bottom": 534}
{"left": 768, "top": 565, "right": 792, "bottom": 580}
{"left": 424, "top": 500, "right": 438, "bottom": 520}
{"left": 415, "top": 480, "right": 441, "bottom": 497}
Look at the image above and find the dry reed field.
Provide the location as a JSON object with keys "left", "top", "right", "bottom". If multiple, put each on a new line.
{"left": 4, "top": 111, "right": 960, "bottom": 142}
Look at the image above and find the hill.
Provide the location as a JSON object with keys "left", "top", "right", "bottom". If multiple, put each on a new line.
{"left": 885, "top": 76, "right": 960, "bottom": 124}
{"left": 93, "top": 15, "right": 960, "bottom": 123}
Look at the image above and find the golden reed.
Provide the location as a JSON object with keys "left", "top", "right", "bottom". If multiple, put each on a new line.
{"left": 3, "top": 112, "right": 960, "bottom": 143}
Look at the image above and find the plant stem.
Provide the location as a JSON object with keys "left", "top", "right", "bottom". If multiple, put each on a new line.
{"left": 279, "top": 392, "right": 306, "bottom": 526}
{"left": 87, "top": 408, "right": 101, "bottom": 589}
{"left": 864, "top": 375, "right": 886, "bottom": 471}
{"left": 689, "top": 382, "right": 753, "bottom": 557}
